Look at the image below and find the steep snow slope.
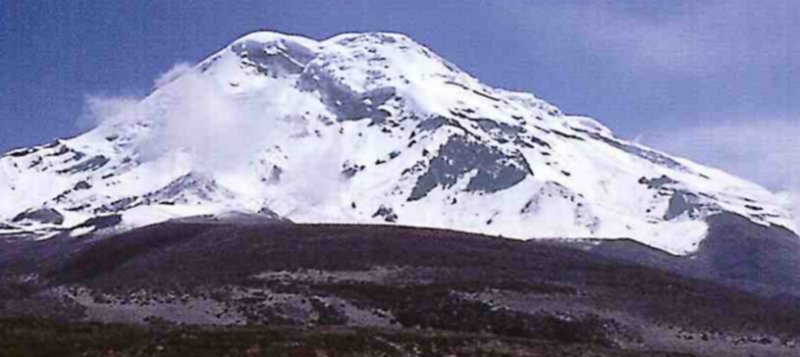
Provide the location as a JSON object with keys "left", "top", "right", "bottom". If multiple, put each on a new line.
{"left": 0, "top": 31, "right": 794, "bottom": 254}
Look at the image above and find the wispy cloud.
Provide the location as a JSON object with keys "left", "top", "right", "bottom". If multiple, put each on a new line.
{"left": 645, "top": 118, "right": 800, "bottom": 227}
{"left": 153, "top": 62, "right": 193, "bottom": 88}
{"left": 645, "top": 119, "right": 799, "bottom": 190}
{"left": 78, "top": 63, "right": 195, "bottom": 130}
{"left": 79, "top": 61, "right": 347, "bottom": 208}
{"left": 77, "top": 95, "right": 141, "bottom": 130}
{"left": 497, "top": 0, "right": 798, "bottom": 75}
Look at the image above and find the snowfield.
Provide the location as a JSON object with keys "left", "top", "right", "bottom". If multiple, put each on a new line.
{"left": 0, "top": 31, "right": 794, "bottom": 255}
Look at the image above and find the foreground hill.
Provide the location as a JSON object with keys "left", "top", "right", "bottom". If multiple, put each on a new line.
{"left": 1, "top": 220, "right": 798, "bottom": 356}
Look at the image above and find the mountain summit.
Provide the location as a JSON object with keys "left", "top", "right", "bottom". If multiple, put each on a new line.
{"left": 0, "top": 31, "right": 793, "bottom": 254}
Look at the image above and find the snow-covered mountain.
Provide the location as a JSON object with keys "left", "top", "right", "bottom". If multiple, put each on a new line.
{"left": 0, "top": 31, "right": 794, "bottom": 254}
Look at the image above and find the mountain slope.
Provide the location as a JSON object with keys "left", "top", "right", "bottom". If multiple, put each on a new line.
{"left": 0, "top": 31, "right": 794, "bottom": 254}
{"left": 2, "top": 222, "right": 799, "bottom": 356}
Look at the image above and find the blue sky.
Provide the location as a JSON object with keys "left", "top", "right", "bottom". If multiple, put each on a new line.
{"left": 0, "top": 0, "right": 797, "bottom": 192}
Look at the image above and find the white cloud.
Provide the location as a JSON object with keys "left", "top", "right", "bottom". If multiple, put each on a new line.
{"left": 645, "top": 118, "right": 800, "bottom": 227}
{"left": 79, "top": 64, "right": 197, "bottom": 129}
{"left": 497, "top": 0, "right": 798, "bottom": 75}
{"left": 77, "top": 95, "right": 141, "bottom": 129}
{"left": 80, "top": 60, "right": 346, "bottom": 207}
{"left": 79, "top": 65, "right": 255, "bottom": 170}
{"left": 153, "top": 62, "right": 193, "bottom": 88}
{"left": 646, "top": 119, "right": 799, "bottom": 190}
{"left": 573, "top": 4, "right": 713, "bottom": 74}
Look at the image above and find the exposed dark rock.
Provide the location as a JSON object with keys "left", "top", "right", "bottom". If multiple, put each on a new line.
{"left": 12, "top": 208, "right": 64, "bottom": 225}
{"left": 73, "top": 181, "right": 92, "bottom": 191}
{"left": 5, "top": 148, "right": 38, "bottom": 158}
{"left": 552, "top": 130, "right": 585, "bottom": 141}
{"left": 638, "top": 175, "right": 678, "bottom": 189}
{"left": 415, "top": 116, "right": 448, "bottom": 132}
{"left": 372, "top": 206, "right": 398, "bottom": 223}
{"left": 663, "top": 190, "right": 701, "bottom": 220}
{"left": 56, "top": 155, "right": 109, "bottom": 174}
{"left": 144, "top": 172, "right": 234, "bottom": 204}
{"left": 408, "top": 136, "right": 531, "bottom": 201}
{"left": 298, "top": 65, "right": 395, "bottom": 124}
{"left": 72, "top": 214, "right": 122, "bottom": 231}
{"left": 96, "top": 197, "right": 141, "bottom": 214}
{"left": 341, "top": 162, "right": 365, "bottom": 178}
{"left": 231, "top": 38, "right": 316, "bottom": 77}
{"left": 590, "top": 134, "right": 690, "bottom": 172}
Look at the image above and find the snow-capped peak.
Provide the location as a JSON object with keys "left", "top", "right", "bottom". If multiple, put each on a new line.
{"left": 0, "top": 30, "right": 794, "bottom": 254}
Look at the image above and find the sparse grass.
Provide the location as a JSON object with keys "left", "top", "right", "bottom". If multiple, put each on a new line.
{"left": 2, "top": 222, "right": 799, "bottom": 356}
{"left": 0, "top": 317, "right": 691, "bottom": 357}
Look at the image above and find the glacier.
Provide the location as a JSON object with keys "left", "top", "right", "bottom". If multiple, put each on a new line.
{"left": 0, "top": 30, "right": 794, "bottom": 255}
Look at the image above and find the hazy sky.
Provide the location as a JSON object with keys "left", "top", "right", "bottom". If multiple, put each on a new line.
{"left": 0, "top": 1, "right": 797, "bottom": 192}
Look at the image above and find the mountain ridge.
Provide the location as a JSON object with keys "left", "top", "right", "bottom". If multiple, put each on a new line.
{"left": 0, "top": 30, "right": 794, "bottom": 254}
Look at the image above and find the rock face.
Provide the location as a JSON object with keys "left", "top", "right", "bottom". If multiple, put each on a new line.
{"left": 0, "top": 31, "right": 795, "bottom": 254}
